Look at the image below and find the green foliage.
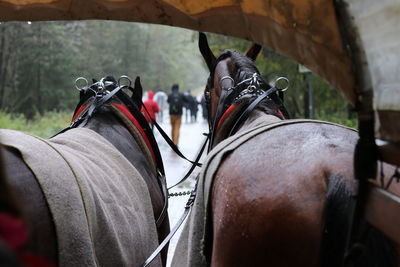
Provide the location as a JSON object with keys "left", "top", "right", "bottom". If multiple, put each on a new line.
{"left": 0, "top": 22, "right": 355, "bottom": 128}
{"left": 0, "top": 21, "right": 207, "bottom": 118}
{"left": 0, "top": 111, "right": 71, "bottom": 138}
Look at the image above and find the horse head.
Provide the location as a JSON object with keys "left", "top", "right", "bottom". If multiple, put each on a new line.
{"left": 75, "top": 75, "right": 143, "bottom": 115}
{"left": 199, "top": 32, "right": 288, "bottom": 148}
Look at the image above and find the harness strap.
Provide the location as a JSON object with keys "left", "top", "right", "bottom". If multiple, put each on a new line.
{"left": 217, "top": 104, "right": 237, "bottom": 130}
{"left": 141, "top": 100, "right": 202, "bottom": 168}
{"left": 167, "top": 135, "right": 209, "bottom": 190}
{"left": 140, "top": 180, "right": 198, "bottom": 267}
{"left": 209, "top": 78, "right": 235, "bottom": 151}
{"left": 113, "top": 103, "right": 157, "bottom": 163}
{"left": 156, "top": 172, "right": 169, "bottom": 228}
{"left": 229, "top": 86, "right": 279, "bottom": 136}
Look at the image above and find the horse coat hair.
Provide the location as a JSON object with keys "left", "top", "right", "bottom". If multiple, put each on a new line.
{"left": 171, "top": 116, "right": 356, "bottom": 267}
{"left": 0, "top": 128, "right": 161, "bottom": 267}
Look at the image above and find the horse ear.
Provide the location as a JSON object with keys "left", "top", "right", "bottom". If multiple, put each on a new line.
{"left": 199, "top": 32, "right": 216, "bottom": 71}
{"left": 132, "top": 76, "right": 143, "bottom": 108}
{"left": 246, "top": 43, "right": 262, "bottom": 61}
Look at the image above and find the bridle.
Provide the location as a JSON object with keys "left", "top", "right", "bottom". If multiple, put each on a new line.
{"left": 205, "top": 54, "right": 290, "bottom": 150}
{"left": 55, "top": 76, "right": 168, "bottom": 228}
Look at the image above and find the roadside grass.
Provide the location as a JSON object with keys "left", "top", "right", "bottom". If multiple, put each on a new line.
{"left": 0, "top": 111, "right": 72, "bottom": 138}
{"left": 0, "top": 109, "right": 357, "bottom": 138}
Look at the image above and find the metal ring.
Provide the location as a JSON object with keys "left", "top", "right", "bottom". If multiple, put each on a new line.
{"left": 118, "top": 75, "right": 132, "bottom": 87}
{"left": 274, "top": 77, "right": 289, "bottom": 91}
{"left": 74, "top": 77, "right": 88, "bottom": 91}
{"left": 219, "top": 76, "right": 235, "bottom": 90}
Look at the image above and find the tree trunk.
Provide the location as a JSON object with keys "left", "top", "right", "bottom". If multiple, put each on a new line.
{"left": 35, "top": 24, "right": 43, "bottom": 115}
{"left": 0, "top": 26, "right": 6, "bottom": 108}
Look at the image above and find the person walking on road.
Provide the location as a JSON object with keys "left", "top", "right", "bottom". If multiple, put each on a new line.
{"left": 167, "top": 84, "right": 186, "bottom": 145}
{"left": 141, "top": 90, "right": 160, "bottom": 130}
{"left": 187, "top": 92, "right": 199, "bottom": 123}
{"left": 154, "top": 90, "right": 167, "bottom": 122}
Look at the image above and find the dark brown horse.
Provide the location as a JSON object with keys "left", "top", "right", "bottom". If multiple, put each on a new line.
{"left": 172, "top": 33, "right": 397, "bottom": 267}
{"left": 0, "top": 76, "right": 169, "bottom": 266}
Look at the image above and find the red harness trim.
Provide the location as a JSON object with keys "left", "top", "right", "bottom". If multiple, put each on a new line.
{"left": 71, "top": 104, "right": 87, "bottom": 122}
{"left": 217, "top": 104, "right": 237, "bottom": 130}
{"left": 275, "top": 108, "right": 285, "bottom": 120}
{"left": 112, "top": 103, "right": 156, "bottom": 163}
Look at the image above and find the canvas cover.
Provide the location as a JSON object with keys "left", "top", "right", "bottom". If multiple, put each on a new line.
{"left": 347, "top": 0, "right": 400, "bottom": 141}
{"left": 0, "top": 128, "right": 161, "bottom": 267}
{"left": 1, "top": 0, "right": 400, "bottom": 141}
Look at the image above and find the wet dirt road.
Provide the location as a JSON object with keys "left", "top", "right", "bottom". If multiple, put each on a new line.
{"left": 153, "top": 112, "right": 208, "bottom": 266}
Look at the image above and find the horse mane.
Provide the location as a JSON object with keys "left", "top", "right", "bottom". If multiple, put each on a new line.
{"left": 321, "top": 174, "right": 397, "bottom": 267}
{"left": 222, "top": 50, "right": 260, "bottom": 82}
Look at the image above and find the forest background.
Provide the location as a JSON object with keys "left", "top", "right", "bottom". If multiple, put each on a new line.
{"left": 0, "top": 21, "right": 355, "bottom": 137}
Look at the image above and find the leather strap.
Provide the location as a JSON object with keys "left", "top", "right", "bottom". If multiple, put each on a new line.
{"left": 140, "top": 180, "right": 198, "bottom": 267}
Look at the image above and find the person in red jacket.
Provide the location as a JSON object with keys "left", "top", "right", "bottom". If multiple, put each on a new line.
{"left": 141, "top": 90, "right": 160, "bottom": 130}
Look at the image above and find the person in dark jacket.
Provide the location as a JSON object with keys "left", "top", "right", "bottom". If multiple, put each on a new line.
{"left": 167, "top": 84, "right": 186, "bottom": 145}
{"left": 187, "top": 91, "right": 199, "bottom": 123}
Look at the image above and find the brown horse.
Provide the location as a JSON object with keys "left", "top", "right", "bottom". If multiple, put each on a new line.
{"left": 172, "top": 34, "right": 397, "bottom": 267}
{"left": 0, "top": 76, "right": 169, "bottom": 266}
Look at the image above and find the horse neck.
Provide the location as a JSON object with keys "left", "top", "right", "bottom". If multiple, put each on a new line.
{"left": 83, "top": 111, "right": 156, "bottom": 178}
{"left": 237, "top": 110, "right": 271, "bottom": 130}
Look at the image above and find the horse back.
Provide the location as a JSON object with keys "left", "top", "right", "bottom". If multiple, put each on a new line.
{"left": 210, "top": 122, "right": 358, "bottom": 266}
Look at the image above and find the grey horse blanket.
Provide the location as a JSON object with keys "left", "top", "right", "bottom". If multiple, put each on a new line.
{"left": 171, "top": 116, "right": 356, "bottom": 267}
{"left": 1, "top": 128, "right": 161, "bottom": 267}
